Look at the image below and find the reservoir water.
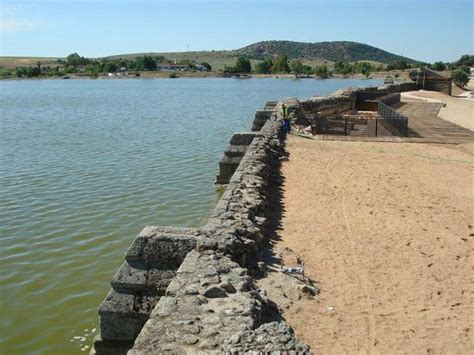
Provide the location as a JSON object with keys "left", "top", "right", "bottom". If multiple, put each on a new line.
{"left": 0, "top": 77, "right": 381, "bottom": 354}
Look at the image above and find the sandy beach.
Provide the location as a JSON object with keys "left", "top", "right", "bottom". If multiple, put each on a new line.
{"left": 276, "top": 136, "right": 474, "bottom": 353}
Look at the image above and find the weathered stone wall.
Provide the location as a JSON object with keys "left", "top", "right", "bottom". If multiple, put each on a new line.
{"left": 215, "top": 132, "right": 262, "bottom": 185}
{"left": 94, "top": 226, "right": 203, "bottom": 354}
{"left": 94, "top": 102, "right": 308, "bottom": 354}
{"left": 423, "top": 80, "right": 452, "bottom": 95}
{"left": 94, "top": 82, "right": 421, "bottom": 354}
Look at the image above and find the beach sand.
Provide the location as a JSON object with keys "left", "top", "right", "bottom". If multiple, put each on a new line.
{"left": 275, "top": 136, "right": 474, "bottom": 353}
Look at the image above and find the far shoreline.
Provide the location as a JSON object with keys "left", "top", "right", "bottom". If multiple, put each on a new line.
{"left": 0, "top": 71, "right": 402, "bottom": 81}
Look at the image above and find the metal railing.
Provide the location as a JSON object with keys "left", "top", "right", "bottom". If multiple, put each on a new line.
{"left": 377, "top": 102, "right": 408, "bottom": 137}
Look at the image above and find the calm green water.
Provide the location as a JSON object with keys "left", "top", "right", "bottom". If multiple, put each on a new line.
{"left": 0, "top": 77, "right": 381, "bottom": 354}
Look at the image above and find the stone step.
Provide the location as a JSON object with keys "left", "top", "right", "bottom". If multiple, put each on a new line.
{"left": 111, "top": 262, "right": 176, "bottom": 295}
{"left": 125, "top": 227, "right": 198, "bottom": 269}
{"left": 252, "top": 110, "right": 275, "bottom": 131}
{"left": 216, "top": 156, "right": 243, "bottom": 184}
{"left": 224, "top": 144, "right": 248, "bottom": 158}
{"left": 98, "top": 289, "right": 160, "bottom": 341}
{"left": 92, "top": 335, "right": 132, "bottom": 355}
{"left": 229, "top": 132, "right": 260, "bottom": 145}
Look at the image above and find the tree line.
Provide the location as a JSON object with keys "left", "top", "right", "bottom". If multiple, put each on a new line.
{"left": 1, "top": 52, "right": 472, "bottom": 86}
{"left": 0, "top": 52, "right": 213, "bottom": 78}
{"left": 223, "top": 54, "right": 473, "bottom": 86}
{"left": 225, "top": 54, "right": 403, "bottom": 78}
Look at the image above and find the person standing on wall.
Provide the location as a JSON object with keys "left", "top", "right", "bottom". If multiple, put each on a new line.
{"left": 280, "top": 103, "right": 291, "bottom": 134}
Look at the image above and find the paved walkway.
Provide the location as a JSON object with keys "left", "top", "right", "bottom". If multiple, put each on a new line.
{"left": 393, "top": 101, "right": 474, "bottom": 142}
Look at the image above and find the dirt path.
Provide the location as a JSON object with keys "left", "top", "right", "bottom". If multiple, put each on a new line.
{"left": 277, "top": 136, "right": 474, "bottom": 353}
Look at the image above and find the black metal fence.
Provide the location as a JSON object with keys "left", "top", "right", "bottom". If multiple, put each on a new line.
{"left": 313, "top": 103, "right": 408, "bottom": 137}
{"left": 377, "top": 102, "right": 408, "bottom": 136}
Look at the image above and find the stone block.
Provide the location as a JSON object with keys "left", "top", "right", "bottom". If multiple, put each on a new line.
{"left": 252, "top": 110, "right": 274, "bottom": 131}
{"left": 216, "top": 156, "right": 243, "bottom": 184}
{"left": 125, "top": 226, "right": 198, "bottom": 269}
{"left": 224, "top": 144, "right": 248, "bottom": 158}
{"left": 92, "top": 335, "right": 133, "bottom": 355}
{"left": 98, "top": 290, "right": 160, "bottom": 341}
{"left": 229, "top": 132, "right": 260, "bottom": 145}
{"left": 111, "top": 262, "right": 175, "bottom": 295}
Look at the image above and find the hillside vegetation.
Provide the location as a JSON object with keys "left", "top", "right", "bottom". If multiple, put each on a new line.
{"left": 0, "top": 40, "right": 419, "bottom": 71}
{"left": 3, "top": 42, "right": 469, "bottom": 80}
{"left": 234, "top": 40, "right": 419, "bottom": 64}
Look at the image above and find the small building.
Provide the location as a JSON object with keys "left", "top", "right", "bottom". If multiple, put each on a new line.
{"left": 156, "top": 64, "right": 188, "bottom": 72}
{"left": 409, "top": 67, "right": 452, "bottom": 95}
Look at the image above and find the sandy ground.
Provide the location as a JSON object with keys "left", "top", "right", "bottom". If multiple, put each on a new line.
{"left": 401, "top": 91, "right": 474, "bottom": 131}
{"left": 465, "top": 79, "right": 474, "bottom": 92}
{"left": 276, "top": 136, "right": 474, "bottom": 353}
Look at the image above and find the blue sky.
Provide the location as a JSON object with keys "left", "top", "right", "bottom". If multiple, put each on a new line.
{"left": 0, "top": 0, "right": 472, "bottom": 62}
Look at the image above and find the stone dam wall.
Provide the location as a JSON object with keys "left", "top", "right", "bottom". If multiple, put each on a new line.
{"left": 93, "top": 82, "right": 420, "bottom": 354}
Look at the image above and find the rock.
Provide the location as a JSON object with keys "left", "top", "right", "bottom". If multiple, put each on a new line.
{"left": 220, "top": 282, "right": 236, "bottom": 294}
{"left": 203, "top": 285, "right": 227, "bottom": 298}
{"left": 297, "top": 284, "right": 317, "bottom": 296}
{"left": 184, "top": 286, "right": 199, "bottom": 295}
{"left": 229, "top": 334, "right": 241, "bottom": 344}
{"left": 155, "top": 297, "right": 176, "bottom": 317}
{"left": 182, "top": 334, "right": 199, "bottom": 345}
{"left": 201, "top": 314, "right": 222, "bottom": 325}
{"left": 198, "top": 340, "right": 218, "bottom": 349}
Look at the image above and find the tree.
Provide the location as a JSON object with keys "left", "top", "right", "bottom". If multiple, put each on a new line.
{"left": 452, "top": 68, "right": 469, "bottom": 87}
{"left": 142, "top": 56, "right": 156, "bottom": 71}
{"left": 223, "top": 65, "right": 236, "bottom": 74}
{"left": 105, "top": 62, "right": 118, "bottom": 73}
{"left": 387, "top": 60, "right": 409, "bottom": 71}
{"left": 431, "top": 61, "right": 446, "bottom": 71}
{"left": 234, "top": 56, "right": 251, "bottom": 73}
{"left": 301, "top": 65, "right": 313, "bottom": 75}
{"left": 458, "top": 65, "right": 470, "bottom": 75}
{"left": 66, "top": 53, "right": 81, "bottom": 66}
{"left": 272, "top": 54, "right": 290, "bottom": 73}
{"left": 255, "top": 58, "right": 273, "bottom": 74}
{"left": 334, "top": 61, "right": 353, "bottom": 75}
{"left": 354, "top": 62, "right": 373, "bottom": 76}
{"left": 455, "top": 55, "right": 474, "bottom": 68}
{"left": 431, "top": 62, "right": 445, "bottom": 71}
{"left": 155, "top": 56, "right": 166, "bottom": 64}
{"left": 314, "top": 65, "right": 329, "bottom": 78}
{"left": 85, "top": 64, "right": 98, "bottom": 77}
{"left": 134, "top": 57, "right": 145, "bottom": 71}
{"left": 200, "top": 62, "right": 212, "bottom": 71}
{"left": 290, "top": 59, "right": 303, "bottom": 76}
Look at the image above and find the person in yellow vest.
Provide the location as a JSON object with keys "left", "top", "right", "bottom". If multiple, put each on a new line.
{"left": 280, "top": 103, "right": 291, "bottom": 134}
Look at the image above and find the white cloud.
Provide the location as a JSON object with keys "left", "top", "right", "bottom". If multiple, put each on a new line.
{"left": 0, "top": 19, "right": 45, "bottom": 33}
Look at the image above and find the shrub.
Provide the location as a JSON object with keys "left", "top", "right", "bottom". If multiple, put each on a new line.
{"left": 234, "top": 56, "right": 251, "bottom": 73}
{"left": 452, "top": 68, "right": 469, "bottom": 87}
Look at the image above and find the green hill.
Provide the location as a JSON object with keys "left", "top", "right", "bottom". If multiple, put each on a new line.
{"left": 104, "top": 40, "right": 420, "bottom": 69}
{"left": 234, "top": 40, "right": 419, "bottom": 64}
{"left": 0, "top": 41, "right": 421, "bottom": 71}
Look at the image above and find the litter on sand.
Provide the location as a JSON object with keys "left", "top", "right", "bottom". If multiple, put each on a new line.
{"left": 282, "top": 265, "right": 304, "bottom": 274}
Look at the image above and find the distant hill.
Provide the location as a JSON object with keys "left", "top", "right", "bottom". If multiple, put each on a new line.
{"left": 234, "top": 40, "right": 419, "bottom": 64}
{"left": 0, "top": 40, "right": 421, "bottom": 70}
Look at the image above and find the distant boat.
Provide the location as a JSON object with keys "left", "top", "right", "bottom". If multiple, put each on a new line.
{"left": 62, "top": 76, "right": 70, "bottom": 79}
